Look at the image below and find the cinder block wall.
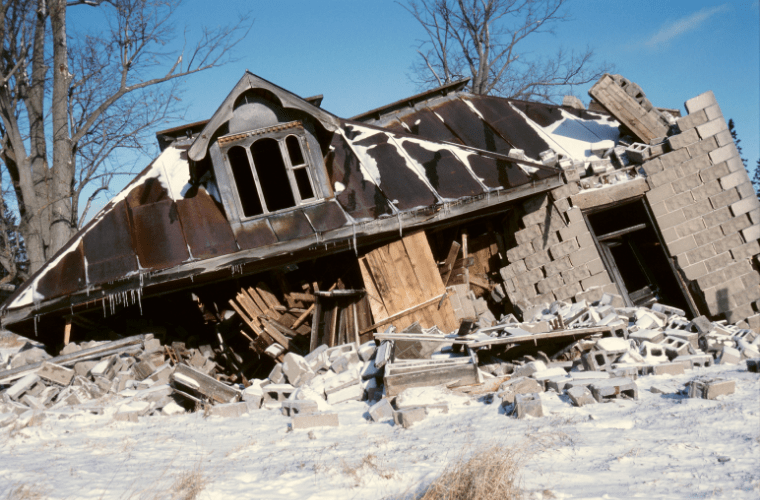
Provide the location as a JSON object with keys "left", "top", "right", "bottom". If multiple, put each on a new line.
{"left": 500, "top": 90, "right": 760, "bottom": 328}
{"left": 643, "top": 91, "right": 760, "bottom": 325}
{"left": 500, "top": 185, "right": 619, "bottom": 313}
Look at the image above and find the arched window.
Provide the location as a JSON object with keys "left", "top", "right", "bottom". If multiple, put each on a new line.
{"left": 250, "top": 138, "right": 296, "bottom": 212}
{"left": 286, "top": 135, "right": 315, "bottom": 200}
{"left": 228, "top": 146, "right": 263, "bottom": 217}
{"left": 220, "top": 121, "right": 320, "bottom": 219}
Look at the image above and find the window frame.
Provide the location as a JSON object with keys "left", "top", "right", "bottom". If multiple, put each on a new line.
{"left": 217, "top": 120, "right": 322, "bottom": 221}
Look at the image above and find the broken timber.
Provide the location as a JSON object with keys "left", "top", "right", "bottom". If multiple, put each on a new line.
{"left": 467, "top": 326, "right": 612, "bottom": 348}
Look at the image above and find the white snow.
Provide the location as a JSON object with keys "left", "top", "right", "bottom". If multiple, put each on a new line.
{"left": 338, "top": 128, "right": 383, "bottom": 187}
{"left": 1, "top": 363, "right": 757, "bottom": 499}
{"left": 509, "top": 104, "right": 621, "bottom": 161}
{"left": 154, "top": 146, "right": 192, "bottom": 200}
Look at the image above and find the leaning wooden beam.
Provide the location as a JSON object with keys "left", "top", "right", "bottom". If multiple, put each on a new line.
{"left": 359, "top": 293, "right": 446, "bottom": 335}
{"left": 63, "top": 317, "right": 72, "bottom": 346}
{"left": 440, "top": 241, "right": 461, "bottom": 287}
{"left": 0, "top": 334, "right": 147, "bottom": 382}
{"left": 467, "top": 326, "right": 612, "bottom": 348}
{"left": 309, "top": 298, "right": 322, "bottom": 352}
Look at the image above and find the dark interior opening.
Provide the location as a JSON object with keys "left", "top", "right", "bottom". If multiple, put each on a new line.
{"left": 286, "top": 135, "right": 305, "bottom": 165}
{"left": 294, "top": 168, "right": 315, "bottom": 200}
{"left": 228, "top": 146, "right": 263, "bottom": 217}
{"left": 586, "top": 199, "right": 693, "bottom": 315}
{"left": 250, "top": 138, "right": 296, "bottom": 212}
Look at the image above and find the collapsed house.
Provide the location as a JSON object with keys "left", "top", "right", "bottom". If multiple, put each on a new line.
{"left": 0, "top": 72, "right": 758, "bottom": 383}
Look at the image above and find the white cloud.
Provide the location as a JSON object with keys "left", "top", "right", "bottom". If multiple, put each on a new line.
{"left": 645, "top": 5, "right": 730, "bottom": 47}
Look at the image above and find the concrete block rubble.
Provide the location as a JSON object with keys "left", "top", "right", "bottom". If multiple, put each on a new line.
{"left": 1, "top": 291, "right": 756, "bottom": 431}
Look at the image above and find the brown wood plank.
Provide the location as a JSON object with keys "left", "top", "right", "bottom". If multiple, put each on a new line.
{"left": 254, "top": 282, "right": 283, "bottom": 320}
{"left": 310, "top": 298, "right": 322, "bottom": 352}
{"left": 440, "top": 240, "right": 461, "bottom": 286}
{"left": 328, "top": 303, "right": 339, "bottom": 347}
{"left": 403, "top": 231, "right": 444, "bottom": 295}
{"left": 351, "top": 302, "right": 361, "bottom": 348}
{"left": 359, "top": 256, "right": 389, "bottom": 322}
{"left": 383, "top": 242, "right": 418, "bottom": 312}
{"left": 233, "top": 294, "right": 265, "bottom": 335}
{"left": 289, "top": 292, "right": 315, "bottom": 303}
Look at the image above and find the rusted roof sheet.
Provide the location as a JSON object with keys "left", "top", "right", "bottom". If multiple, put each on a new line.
{"left": 2, "top": 84, "right": 617, "bottom": 328}
{"left": 360, "top": 94, "right": 621, "bottom": 165}
{"left": 176, "top": 190, "right": 238, "bottom": 260}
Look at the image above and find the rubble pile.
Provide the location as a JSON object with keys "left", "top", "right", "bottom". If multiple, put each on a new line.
{"left": 1, "top": 292, "right": 758, "bottom": 431}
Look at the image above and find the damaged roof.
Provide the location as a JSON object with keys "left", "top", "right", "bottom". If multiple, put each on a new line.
{"left": 1, "top": 72, "right": 620, "bottom": 330}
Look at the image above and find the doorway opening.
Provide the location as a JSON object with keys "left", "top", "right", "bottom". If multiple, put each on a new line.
{"left": 585, "top": 199, "right": 695, "bottom": 316}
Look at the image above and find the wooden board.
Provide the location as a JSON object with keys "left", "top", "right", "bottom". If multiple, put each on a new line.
{"left": 359, "top": 231, "right": 458, "bottom": 333}
{"left": 589, "top": 75, "right": 669, "bottom": 143}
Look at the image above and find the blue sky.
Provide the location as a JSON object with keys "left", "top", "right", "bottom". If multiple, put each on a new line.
{"left": 70, "top": 0, "right": 760, "bottom": 214}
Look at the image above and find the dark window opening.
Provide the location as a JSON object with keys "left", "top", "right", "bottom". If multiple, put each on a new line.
{"left": 586, "top": 200, "right": 693, "bottom": 315}
{"left": 286, "top": 135, "right": 305, "bottom": 166}
{"left": 294, "top": 168, "right": 315, "bottom": 200}
{"left": 250, "top": 138, "right": 296, "bottom": 212}
{"left": 228, "top": 146, "right": 263, "bottom": 217}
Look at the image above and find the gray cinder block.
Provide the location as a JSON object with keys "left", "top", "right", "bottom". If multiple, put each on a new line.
{"left": 208, "top": 402, "right": 248, "bottom": 418}
{"left": 514, "top": 393, "right": 544, "bottom": 418}
{"left": 566, "top": 386, "right": 595, "bottom": 407}
{"left": 688, "top": 379, "right": 735, "bottom": 400}
{"left": 647, "top": 362, "right": 685, "bottom": 376}
{"left": 292, "top": 412, "right": 340, "bottom": 430}
{"left": 590, "top": 378, "right": 638, "bottom": 402}
{"left": 497, "top": 377, "right": 543, "bottom": 405}
{"left": 6, "top": 373, "right": 40, "bottom": 400}
{"left": 281, "top": 399, "right": 318, "bottom": 417}
{"left": 369, "top": 399, "right": 394, "bottom": 422}
{"left": 393, "top": 407, "right": 427, "bottom": 429}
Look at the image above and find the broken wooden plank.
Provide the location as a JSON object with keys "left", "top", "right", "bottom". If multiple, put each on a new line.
{"left": 359, "top": 293, "right": 446, "bottom": 334}
{"left": 440, "top": 240, "right": 461, "bottom": 286}
{"left": 467, "top": 326, "right": 612, "bottom": 348}
{"left": 310, "top": 296, "right": 322, "bottom": 352}
{"left": 289, "top": 292, "right": 316, "bottom": 303}
{"left": 63, "top": 317, "right": 72, "bottom": 346}
{"left": 462, "top": 230, "right": 470, "bottom": 290}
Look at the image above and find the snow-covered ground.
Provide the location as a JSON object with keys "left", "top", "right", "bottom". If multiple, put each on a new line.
{"left": 1, "top": 362, "right": 758, "bottom": 500}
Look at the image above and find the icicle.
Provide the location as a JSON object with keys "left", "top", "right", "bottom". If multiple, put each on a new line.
{"left": 352, "top": 224, "right": 358, "bottom": 257}
{"left": 397, "top": 212, "right": 403, "bottom": 238}
{"left": 102, "top": 298, "right": 107, "bottom": 317}
{"left": 137, "top": 288, "right": 143, "bottom": 315}
{"left": 33, "top": 315, "right": 38, "bottom": 337}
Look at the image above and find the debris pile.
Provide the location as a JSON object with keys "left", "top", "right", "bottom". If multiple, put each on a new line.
{"left": 1, "top": 292, "right": 758, "bottom": 430}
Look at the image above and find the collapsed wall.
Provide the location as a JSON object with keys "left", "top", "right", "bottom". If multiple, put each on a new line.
{"left": 499, "top": 79, "right": 760, "bottom": 329}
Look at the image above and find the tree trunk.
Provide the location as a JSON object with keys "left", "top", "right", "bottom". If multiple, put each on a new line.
{"left": 48, "top": 0, "right": 76, "bottom": 258}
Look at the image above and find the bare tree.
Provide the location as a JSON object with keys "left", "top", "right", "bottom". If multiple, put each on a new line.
{"left": 402, "top": 0, "right": 610, "bottom": 100}
{"left": 0, "top": 0, "right": 251, "bottom": 279}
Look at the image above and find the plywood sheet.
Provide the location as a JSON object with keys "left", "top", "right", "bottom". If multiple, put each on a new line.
{"left": 359, "top": 232, "right": 458, "bottom": 333}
